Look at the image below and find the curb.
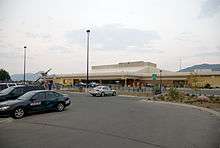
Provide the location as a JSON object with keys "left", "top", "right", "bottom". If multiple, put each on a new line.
{"left": 118, "top": 95, "right": 147, "bottom": 99}
{"left": 140, "top": 100, "right": 220, "bottom": 118}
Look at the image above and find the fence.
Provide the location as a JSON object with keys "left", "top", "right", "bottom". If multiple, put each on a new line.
{"left": 55, "top": 84, "right": 220, "bottom": 96}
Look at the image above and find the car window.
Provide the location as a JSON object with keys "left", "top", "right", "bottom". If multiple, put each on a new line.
{"left": 46, "top": 92, "right": 62, "bottom": 99}
{"left": 24, "top": 86, "right": 32, "bottom": 92}
{"left": 32, "top": 92, "right": 45, "bottom": 101}
{"left": 17, "top": 91, "right": 36, "bottom": 100}
{"left": 103, "top": 87, "right": 108, "bottom": 90}
{"left": 12, "top": 87, "right": 24, "bottom": 96}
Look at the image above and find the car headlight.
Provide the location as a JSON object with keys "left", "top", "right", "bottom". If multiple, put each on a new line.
{"left": 0, "top": 106, "right": 10, "bottom": 111}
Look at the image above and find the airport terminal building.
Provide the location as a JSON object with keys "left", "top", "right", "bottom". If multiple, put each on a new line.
{"left": 47, "top": 61, "right": 220, "bottom": 88}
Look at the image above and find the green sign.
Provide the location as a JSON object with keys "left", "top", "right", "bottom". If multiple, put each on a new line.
{"left": 152, "top": 73, "right": 157, "bottom": 80}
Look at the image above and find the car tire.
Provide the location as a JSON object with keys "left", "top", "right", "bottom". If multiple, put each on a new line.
{"left": 101, "top": 92, "right": 105, "bottom": 97}
{"left": 12, "top": 107, "right": 25, "bottom": 119}
{"left": 56, "top": 102, "right": 65, "bottom": 112}
{"left": 112, "top": 91, "right": 116, "bottom": 96}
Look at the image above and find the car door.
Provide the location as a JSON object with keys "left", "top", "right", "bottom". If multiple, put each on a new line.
{"left": 29, "top": 92, "right": 46, "bottom": 112}
{"left": 45, "top": 91, "right": 60, "bottom": 109}
{"left": 107, "top": 87, "right": 113, "bottom": 95}
{"left": 103, "top": 87, "right": 110, "bottom": 95}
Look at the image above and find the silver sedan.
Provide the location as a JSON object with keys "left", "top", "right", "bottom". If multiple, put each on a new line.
{"left": 89, "top": 86, "right": 116, "bottom": 97}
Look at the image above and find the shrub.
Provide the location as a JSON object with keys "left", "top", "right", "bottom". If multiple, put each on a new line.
{"left": 197, "top": 95, "right": 209, "bottom": 104}
{"left": 168, "top": 87, "right": 181, "bottom": 101}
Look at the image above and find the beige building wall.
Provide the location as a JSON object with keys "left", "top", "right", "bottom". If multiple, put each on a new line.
{"left": 47, "top": 61, "right": 220, "bottom": 88}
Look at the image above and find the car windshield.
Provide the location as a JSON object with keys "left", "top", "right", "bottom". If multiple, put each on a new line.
{"left": 17, "top": 91, "right": 36, "bottom": 100}
{"left": 0, "top": 87, "right": 14, "bottom": 94}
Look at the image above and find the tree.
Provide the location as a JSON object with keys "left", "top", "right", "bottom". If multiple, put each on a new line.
{"left": 0, "top": 69, "right": 11, "bottom": 82}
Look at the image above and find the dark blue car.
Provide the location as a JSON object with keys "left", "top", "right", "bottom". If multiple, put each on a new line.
{"left": 0, "top": 90, "right": 71, "bottom": 119}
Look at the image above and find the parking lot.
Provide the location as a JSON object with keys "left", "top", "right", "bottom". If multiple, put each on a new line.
{"left": 0, "top": 92, "right": 220, "bottom": 148}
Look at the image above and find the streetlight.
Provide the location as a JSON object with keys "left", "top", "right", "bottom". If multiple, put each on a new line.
{"left": 86, "top": 30, "right": 90, "bottom": 90}
{"left": 23, "top": 46, "right": 27, "bottom": 84}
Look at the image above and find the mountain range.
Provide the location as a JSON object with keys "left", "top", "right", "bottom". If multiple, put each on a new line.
{"left": 179, "top": 64, "right": 220, "bottom": 72}
{"left": 10, "top": 73, "right": 40, "bottom": 81}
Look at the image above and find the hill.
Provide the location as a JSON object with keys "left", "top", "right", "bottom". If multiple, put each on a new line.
{"left": 10, "top": 73, "right": 40, "bottom": 81}
{"left": 179, "top": 64, "right": 220, "bottom": 72}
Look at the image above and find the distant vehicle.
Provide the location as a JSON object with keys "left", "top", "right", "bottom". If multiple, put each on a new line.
{"left": 89, "top": 86, "right": 116, "bottom": 97}
{"left": 0, "top": 85, "right": 45, "bottom": 102}
{"left": 75, "top": 82, "right": 99, "bottom": 88}
{"left": 0, "top": 90, "right": 71, "bottom": 119}
{"left": 0, "top": 83, "right": 17, "bottom": 91}
{"left": 75, "top": 82, "right": 86, "bottom": 88}
{"left": 88, "top": 82, "right": 99, "bottom": 88}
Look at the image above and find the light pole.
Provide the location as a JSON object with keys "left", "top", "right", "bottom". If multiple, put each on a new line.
{"left": 86, "top": 30, "right": 90, "bottom": 90}
{"left": 23, "top": 46, "right": 27, "bottom": 84}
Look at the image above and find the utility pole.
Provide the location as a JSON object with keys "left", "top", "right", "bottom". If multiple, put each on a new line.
{"left": 23, "top": 46, "right": 27, "bottom": 84}
{"left": 86, "top": 30, "right": 90, "bottom": 91}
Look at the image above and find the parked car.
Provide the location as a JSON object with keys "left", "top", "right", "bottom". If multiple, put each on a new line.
{"left": 0, "top": 90, "right": 71, "bottom": 119}
{"left": 88, "top": 82, "right": 99, "bottom": 88}
{"left": 75, "top": 82, "right": 86, "bottom": 88}
{"left": 89, "top": 86, "right": 116, "bottom": 97}
{"left": 0, "top": 83, "right": 17, "bottom": 91}
{"left": 0, "top": 85, "right": 45, "bottom": 102}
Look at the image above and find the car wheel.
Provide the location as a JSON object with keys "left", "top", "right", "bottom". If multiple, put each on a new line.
{"left": 112, "top": 91, "right": 116, "bottom": 96}
{"left": 101, "top": 92, "right": 105, "bottom": 97}
{"left": 12, "top": 107, "right": 25, "bottom": 119}
{"left": 56, "top": 103, "right": 65, "bottom": 112}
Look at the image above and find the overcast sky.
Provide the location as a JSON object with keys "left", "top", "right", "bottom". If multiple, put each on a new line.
{"left": 0, "top": 0, "right": 220, "bottom": 74}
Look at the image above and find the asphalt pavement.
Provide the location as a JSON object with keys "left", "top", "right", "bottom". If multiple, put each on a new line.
{"left": 0, "top": 92, "right": 219, "bottom": 148}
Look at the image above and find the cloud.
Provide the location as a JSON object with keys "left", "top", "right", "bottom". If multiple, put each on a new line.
{"left": 25, "top": 32, "right": 51, "bottom": 40}
{"left": 191, "top": 46, "right": 220, "bottom": 58}
{"left": 48, "top": 45, "right": 70, "bottom": 53}
{"left": 199, "top": 0, "right": 220, "bottom": 18}
{"left": 0, "top": 49, "right": 22, "bottom": 59}
{"left": 175, "top": 32, "right": 200, "bottom": 43}
{"left": 194, "top": 51, "right": 220, "bottom": 57}
{"left": 65, "top": 24, "right": 161, "bottom": 51}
